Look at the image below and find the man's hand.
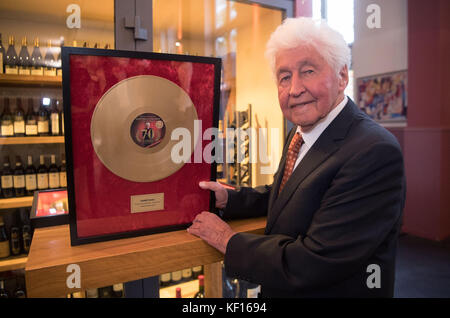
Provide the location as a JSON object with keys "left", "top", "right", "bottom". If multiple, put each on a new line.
{"left": 187, "top": 212, "right": 236, "bottom": 254}
{"left": 199, "top": 181, "right": 228, "bottom": 209}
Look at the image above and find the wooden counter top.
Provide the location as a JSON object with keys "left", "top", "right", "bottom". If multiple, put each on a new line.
{"left": 25, "top": 217, "right": 266, "bottom": 298}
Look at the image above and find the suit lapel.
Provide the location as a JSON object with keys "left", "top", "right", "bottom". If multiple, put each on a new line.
{"left": 265, "top": 100, "right": 360, "bottom": 234}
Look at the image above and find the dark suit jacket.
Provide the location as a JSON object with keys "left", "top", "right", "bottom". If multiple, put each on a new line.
{"left": 222, "top": 99, "right": 406, "bottom": 298}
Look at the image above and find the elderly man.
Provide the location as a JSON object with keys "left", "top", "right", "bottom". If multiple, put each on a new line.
{"left": 188, "top": 17, "right": 406, "bottom": 298}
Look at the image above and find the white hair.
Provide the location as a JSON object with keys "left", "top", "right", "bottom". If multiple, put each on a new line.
{"left": 265, "top": 17, "right": 351, "bottom": 78}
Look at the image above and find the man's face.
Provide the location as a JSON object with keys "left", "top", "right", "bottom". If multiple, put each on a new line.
{"left": 275, "top": 45, "right": 348, "bottom": 132}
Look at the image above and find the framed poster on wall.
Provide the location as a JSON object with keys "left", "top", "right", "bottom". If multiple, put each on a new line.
{"left": 356, "top": 70, "right": 407, "bottom": 124}
{"left": 62, "top": 47, "right": 221, "bottom": 245}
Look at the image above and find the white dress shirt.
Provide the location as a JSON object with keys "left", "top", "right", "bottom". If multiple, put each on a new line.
{"left": 293, "top": 95, "right": 348, "bottom": 170}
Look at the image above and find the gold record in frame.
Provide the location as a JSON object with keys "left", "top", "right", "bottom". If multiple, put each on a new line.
{"left": 90, "top": 75, "right": 198, "bottom": 182}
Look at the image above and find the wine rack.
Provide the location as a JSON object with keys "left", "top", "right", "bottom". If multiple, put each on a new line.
{"left": 0, "top": 74, "right": 65, "bottom": 275}
{"left": 227, "top": 104, "right": 252, "bottom": 187}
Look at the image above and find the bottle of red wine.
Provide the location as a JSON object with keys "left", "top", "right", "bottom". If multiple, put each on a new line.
{"left": 25, "top": 155, "right": 37, "bottom": 196}
{"left": 1, "top": 97, "right": 14, "bottom": 137}
{"left": 18, "top": 37, "right": 31, "bottom": 75}
{"left": 56, "top": 38, "right": 63, "bottom": 76}
{"left": 44, "top": 40, "right": 56, "bottom": 76}
{"left": 5, "top": 36, "right": 18, "bottom": 75}
{"left": 13, "top": 276, "right": 26, "bottom": 298}
{"left": 194, "top": 275, "right": 205, "bottom": 298}
{"left": 176, "top": 287, "right": 182, "bottom": 298}
{"left": 59, "top": 154, "right": 67, "bottom": 188}
{"left": 50, "top": 99, "right": 60, "bottom": 135}
{"left": 37, "top": 155, "right": 48, "bottom": 190}
{"left": 30, "top": 38, "right": 44, "bottom": 76}
{"left": 192, "top": 266, "right": 203, "bottom": 279}
{"left": 112, "top": 284, "right": 124, "bottom": 298}
{"left": 48, "top": 154, "right": 60, "bottom": 189}
{"left": 10, "top": 227, "right": 21, "bottom": 256}
{"left": 1, "top": 156, "right": 14, "bottom": 198}
{"left": 22, "top": 224, "right": 32, "bottom": 254}
{"left": 13, "top": 156, "right": 25, "bottom": 197}
{"left": 37, "top": 99, "right": 49, "bottom": 136}
{"left": 0, "top": 280, "right": 9, "bottom": 298}
{"left": 25, "top": 98, "right": 38, "bottom": 136}
{"left": 0, "top": 33, "right": 5, "bottom": 74}
{"left": 160, "top": 273, "right": 171, "bottom": 287}
{"left": 13, "top": 97, "right": 25, "bottom": 137}
{"left": 0, "top": 217, "right": 10, "bottom": 259}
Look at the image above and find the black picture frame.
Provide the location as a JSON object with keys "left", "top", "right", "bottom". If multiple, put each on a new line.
{"left": 62, "top": 47, "right": 221, "bottom": 245}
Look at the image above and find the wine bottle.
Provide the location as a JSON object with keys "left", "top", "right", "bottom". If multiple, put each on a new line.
{"left": 85, "top": 288, "right": 99, "bottom": 298}
{"left": 37, "top": 99, "right": 49, "bottom": 136}
{"left": 25, "top": 98, "right": 38, "bottom": 136}
{"left": 48, "top": 154, "right": 60, "bottom": 189}
{"left": 13, "top": 97, "right": 25, "bottom": 137}
{"left": 22, "top": 224, "right": 32, "bottom": 253}
{"left": 59, "top": 154, "right": 67, "bottom": 188}
{"left": 171, "top": 270, "right": 182, "bottom": 285}
{"left": 112, "top": 283, "right": 124, "bottom": 298}
{"left": 18, "top": 37, "right": 31, "bottom": 75}
{"left": 192, "top": 266, "right": 203, "bottom": 279}
{"left": 14, "top": 276, "right": 26, "bottom": 298}
{"left": 182, "top": 268, "right": 193, "bottom": 282}
{"left": 59, "top": 99, "right": 64, "bottom": 135}
{"left": 25, "top": 155, "right": 37, "bottom": 196}
{"left": 194, "top": 275, "right": 205, "bottom": 298}
{"left": 10, "top": 227, "right": 21, "bottom": 255}
{"left": 0, "top": 33, "right": 5, "bottom": 74}
{"left": 43, "top": 40, "right": 56, "bottom": 76}
{"left": 5, "top": 36, "right": 18, "bottom": 74}
{"left": 30, "top": 38, "right": 44, "bottom": 76}
{"left": 50, "top": 99, "right": 60, "bottom": 135}
{"left": 0, "top": 217, "right": 10, "bottom": 259}
{"left": 0, "top": 280, "right": 8, "bottom": 298}
{"left": 160, "top": 272, "right": 171, "bottom": 287}
{"left": 13, "top": 156, "right": 25, "bottom": 197}
{"left": 1, "top": 97, "right": 14, "bottom": 137}
{"left": 37, "top": 155, "right": 48, "bottom": 190}
{"left": 176, "top": 287, "right": 182, "bottom": 298}
{"left": 1, "top": 156, "right": 14, "bottom": 198}
{"left": 56, "top": 38, "right": 63, "bottom": 76}
{"left": 98, "top": 286, "right": 113, "bottom": 298}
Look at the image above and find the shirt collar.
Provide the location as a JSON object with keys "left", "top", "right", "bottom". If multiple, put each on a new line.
{"left": 296, "top": 95, "right": 348, "bottom": 148}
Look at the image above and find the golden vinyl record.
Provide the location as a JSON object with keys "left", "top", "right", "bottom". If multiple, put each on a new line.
{"left": 90, "top": 75, "right": 198, "bottom": 182}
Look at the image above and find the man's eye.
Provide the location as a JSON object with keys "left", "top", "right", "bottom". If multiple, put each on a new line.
{"left": 302, "top": 70, "right": 314, "bottom": 75}
{"left": 279, "top": 75, "right": 291, "bottom": 83}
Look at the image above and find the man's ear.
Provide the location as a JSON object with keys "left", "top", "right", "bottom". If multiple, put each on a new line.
{"left": 338, "top": 65, "right": 349, "bottom": 92}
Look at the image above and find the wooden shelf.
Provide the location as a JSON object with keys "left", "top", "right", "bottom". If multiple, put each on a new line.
{"left": 0, "top": 136, "right": 65, "bottom": 145}
{"left": 0, "top": 196, "right": 33, "bottom": 210}
{"left": 25, "top": 216, "right": 266, "bottom": 298}
{"left": 0, "top": 74, "right": 62, "bottom": 87}
{"left": 0, "top": 255, "right": 28, "bottom": 272}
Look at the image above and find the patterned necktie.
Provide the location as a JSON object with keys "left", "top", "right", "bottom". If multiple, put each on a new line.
{"left": 279, "top": 132, "right": 303, "bottom": 194}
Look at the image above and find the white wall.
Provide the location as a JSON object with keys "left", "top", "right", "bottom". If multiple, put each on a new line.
{"left": 352, "top": 0, "right": 408, "bottom": 79}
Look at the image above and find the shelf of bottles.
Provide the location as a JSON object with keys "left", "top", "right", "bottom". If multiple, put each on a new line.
{"left": 227, "top": 105, "right": 252, "bottom": 187}
{"left": 0, "top": 34, "right": 62, "bottom": 78}
{"left": 0, "top": 206, "right": 32, "bottom": 298}
{"left": 0, "top": 153, "right": 67, "bottom": 205}
{"left": 159, "top": 266, "right": 204, "bottom": 298}
{"left": 0, "top": 33, "right": 111, "bottom": 80}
